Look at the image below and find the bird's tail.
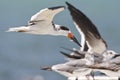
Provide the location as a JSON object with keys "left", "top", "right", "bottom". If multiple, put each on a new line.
{"left": 40, "top": 66, "right": 52, "bottom": 71}
{"left": 6, "top": 26, "right": 28, "bottom": 32}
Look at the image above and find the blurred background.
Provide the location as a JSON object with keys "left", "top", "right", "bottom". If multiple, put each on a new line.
{"left": 0, "top": 0, "right": 120, "bottom": 80}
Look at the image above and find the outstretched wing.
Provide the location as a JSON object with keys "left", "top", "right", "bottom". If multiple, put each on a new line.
{"left": 66, "top": 2, "right": 107, "bottom": 53}
{"left": 28, "top": 6, "right": 65, "bottom": 26}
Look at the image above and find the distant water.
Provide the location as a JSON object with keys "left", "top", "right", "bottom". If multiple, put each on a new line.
{"left": 0, "top": 0, "right": 120, "bottom": 80}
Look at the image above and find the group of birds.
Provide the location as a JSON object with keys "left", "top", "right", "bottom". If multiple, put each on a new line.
{"left": 7, "top": 2, "right": 120, "bottom": 80}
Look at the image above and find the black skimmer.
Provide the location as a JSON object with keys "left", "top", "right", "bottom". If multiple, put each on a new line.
{"left": 60, "top": 2, "right": 120, "bottom": 62}
{"left": 40, "top": 2, "right": 120, "bottom": 79}
{"left": 86, "top": 47, "right": 120, "bottom": 78}
{"left": 41, "top": 64, "right": 93, "bottom": 79}
{"left": 41, "top": 51, "right": 120, "bottom": 79}
{"left": 60, "top": 47, "right": 104, "bottom": 62}
{"left": 66, "top": 2, "right": 107, "bottom": 54}
{"left": 89, "top": 54, "right": 120, "bottom": 78}
{"left": 59, "top": 47, "right": 120, "bottom": 78}
{"left": 57, "top": 2, "right": 120, "bottom": 63}
{"left": 7, "top": 6, "right": 81, "bottom": 47}
{"left": 102, "top": 50, "right": 120, "bottom": 61}
{"left": 41, "top": 55, "right": 95, "bottom": 80}
{"left": 60, "top": 47, "right": 85, "bottom": 60}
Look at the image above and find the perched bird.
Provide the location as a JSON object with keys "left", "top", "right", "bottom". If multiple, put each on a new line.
{"left": 66, "top": 2, "right": 107, "bottom": 53}
{"left": 7, "top": 6, "right": 81, "bottom": 47}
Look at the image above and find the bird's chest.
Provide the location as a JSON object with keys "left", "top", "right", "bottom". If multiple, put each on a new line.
{"left": 30, "top": 23, "right": 54, "bottom": 34}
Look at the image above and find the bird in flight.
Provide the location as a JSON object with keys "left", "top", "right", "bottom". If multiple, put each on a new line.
{"left": 66, "top": 2, "right": 107, "bottom": 54}
{"left": 7, "top": 6, "right": 81, "bottom": 47}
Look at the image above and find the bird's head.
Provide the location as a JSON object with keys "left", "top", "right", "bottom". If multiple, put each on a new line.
{"left": 103, "top": 50, "right": 120, "bottom": 60}
{"left": 54, "top": 25, "right": 81, "bottom": 47}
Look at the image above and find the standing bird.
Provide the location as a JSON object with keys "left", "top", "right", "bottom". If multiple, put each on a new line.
{"left": 7, "top": 6, "right": 81, "bottom": 47}
{"left": 66, "top": 2, "right": 107, "bottom": 53}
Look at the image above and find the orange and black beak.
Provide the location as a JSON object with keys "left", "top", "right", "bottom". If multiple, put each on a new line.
{"left": 68, "top": 33, "right": 81, "bottom": 47}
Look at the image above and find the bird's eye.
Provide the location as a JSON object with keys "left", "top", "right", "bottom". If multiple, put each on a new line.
{"left": 109, "top": 52, "right": 112, "bottom": 54}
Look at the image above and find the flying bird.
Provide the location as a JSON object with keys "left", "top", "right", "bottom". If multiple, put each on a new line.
{"left": 89, "top": 53, "right": 120, "bottom": 78}
{"left": 41, "top": 51, "right": 120, "bottom": 79}
{"left": 58, "top": 1, "right": 120, "bottom": 63}
{"left": 66, "top": 2, "right": 107, "bottom": 53}
{"left": 7, "top": 6, "right": 81, "bottom": 47}
{"left": 59, "top": 1, "right": 108, "bottom": 61}
{"left": 41, "top": 55, "right": 96, "bottom": 80}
